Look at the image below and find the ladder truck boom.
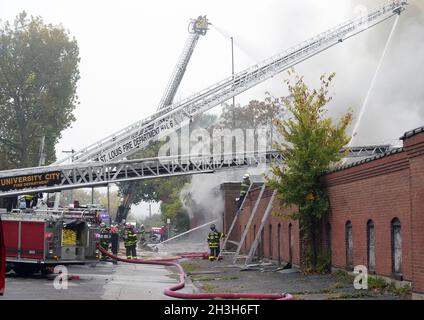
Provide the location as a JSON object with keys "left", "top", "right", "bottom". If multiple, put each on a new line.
{"left": 117, "top": 16, "right": 209, "bottom": 222}
{"left": 55, "top": 0, "right": 407, "bottom": 166}
{"left": 0, "top": 145, "right": 398, "bottom": 197}
{"left": 158, "top": 16, "right": 209, "bottom": 110}
{"left": 0, "top": 151, "right": 286, "bottom": 197}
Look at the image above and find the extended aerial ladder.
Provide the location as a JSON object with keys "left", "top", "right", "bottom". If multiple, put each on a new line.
{"left": 158, "top": 16, "right": 209, "bottom": 110}
{"left": 54, "top": 0, "right": 407, "bottom": 167}
{"left": 0, "top": 1, "right": 408, "bottom": 198}
{"left": 116, "top": 16, "right": 210, "bottom": 222}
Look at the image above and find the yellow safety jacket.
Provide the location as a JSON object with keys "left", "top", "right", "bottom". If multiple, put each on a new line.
{"left": 123, "top": 230, "right": 137, "bottom": 247}
{"left": 207, "top": 230, "right": 224, "bottom": 248}
{"left": 23, "top": 194, "right": 34, "bottom": 200}
{"left": 240, "top": 179, "right": 251, "bottom": 196}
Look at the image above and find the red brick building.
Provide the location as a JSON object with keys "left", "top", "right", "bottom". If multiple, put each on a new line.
{"left": 221, "top": 126, "right": 424, "bottom": 299}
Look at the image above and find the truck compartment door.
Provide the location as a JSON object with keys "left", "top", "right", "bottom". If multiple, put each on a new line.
{"left": 20, "top": 222, "right": 45, "bottom": 259}
{"left": 2, "top": 221, "right": 19, "bottom": 258}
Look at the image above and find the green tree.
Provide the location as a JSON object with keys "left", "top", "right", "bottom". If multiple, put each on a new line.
{"left": 0, "top": 12, "right": 80, "bottom": 169}
{"left": 267, "top": 71, "right": 352, "bottom": 272}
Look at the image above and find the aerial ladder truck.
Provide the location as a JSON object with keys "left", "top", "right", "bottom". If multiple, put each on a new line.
{"left": 0, "top": 0, "right": 408, "bottom": 286}
{"left": 117, "top": 15, "right": 210, "bottom": 223}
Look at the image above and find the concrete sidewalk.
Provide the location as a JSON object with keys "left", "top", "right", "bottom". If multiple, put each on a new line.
{"left": 1, "top": 260, "right": 198, "bottom": 300}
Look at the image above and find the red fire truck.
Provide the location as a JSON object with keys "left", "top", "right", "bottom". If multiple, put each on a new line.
{"left": 0, "top": 213, "right": 5, "bottom": 295}
{"left": 0, "top": 207, "right": 101, "bottom": 276}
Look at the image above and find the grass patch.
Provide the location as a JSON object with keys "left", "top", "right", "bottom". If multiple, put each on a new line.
{"left": 318, "top": 288, "right": 334, "bottom": 294}
{"left": 329, "top": 291, "right": 368, "bottom": 300}
{"left": 194, "top": 275, "right": 239, "bottom": 282}
{"left": 393, "top": 284, "right": 412, "bottom": 296}
{"left": 368, "top": 276, "right": 389, "bottom": 291}
{"left": 180, "top": 262, "right": 199, "bottom": 274}
{"left": 202, "top": 282, "right": 217, "bottom": 293}
{"left": 333, "top": 269, "right": 354, "bottom": 284}
{"left": 367, "top": 277, "right": 411, "bottom": 296}
{"left": 329, "top": 282, "right": 347, "bottom": 290}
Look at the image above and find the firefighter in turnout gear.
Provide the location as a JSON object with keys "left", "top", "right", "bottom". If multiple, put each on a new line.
{"left": 99, "top": 222, "right": 112, "bottom": 260}
{"left": 123, "top": 224, "right": 138, "bottom": 259}
{"left": 23, "top": 194, "right": 35, "bottom": 208}
{"left": 207, "top": 224, "right": 224, "bottom": 261}
{"left": 139, "top": 224, "right": 146, "bottom": 248}
{"left": 237, "top": 173, "right": 252, "bottom": 209}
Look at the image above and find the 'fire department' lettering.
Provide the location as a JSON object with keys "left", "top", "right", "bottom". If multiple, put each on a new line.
{"left": 0, "top": 171, "right": 62, "bottom": 191}
{"left": 98, "top": 119, "right": 176, "bottom": 162}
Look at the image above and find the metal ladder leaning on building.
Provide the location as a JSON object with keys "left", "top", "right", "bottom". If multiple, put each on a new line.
{"left": 220, "top": 182, "right": 254, "bottom": 256}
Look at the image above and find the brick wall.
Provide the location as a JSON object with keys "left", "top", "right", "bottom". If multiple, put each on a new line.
{"left": 324, "top": 150, "right": 412, "bottom": 281}
{"left": 221, "top": 127, "right": 424, "bottom": 296}
{"left": 403, "top": 130, "right": 424, "bottom": 295}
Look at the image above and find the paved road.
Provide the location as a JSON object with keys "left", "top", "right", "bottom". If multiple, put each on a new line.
{"left": 0, "top": 261, "right": 198, "bottom": 300}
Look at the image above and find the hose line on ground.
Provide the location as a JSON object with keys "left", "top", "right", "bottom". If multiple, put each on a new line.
{"left": 98, "top": 246, "right": 292, "bottom": 300}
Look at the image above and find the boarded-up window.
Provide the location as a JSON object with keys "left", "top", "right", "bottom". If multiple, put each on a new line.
{"left": 345, "top": 221, "right": 353, "bottom": 270}
{"left": 326, "top": 223, "right": 332, "bottom": 264}
{"left": 391, "top": 218, "right": 402, "bottom": 275}
{"left": 367, "top": 220, "right": 375, "bottom": 273}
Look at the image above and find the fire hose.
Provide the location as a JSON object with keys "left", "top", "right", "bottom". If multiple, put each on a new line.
{"left": 98, "top": 246, "right": 292, "bottom": 300}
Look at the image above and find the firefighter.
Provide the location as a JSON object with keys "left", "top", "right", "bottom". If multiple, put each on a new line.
{"left": 110, "top": 224, "right": 119, "bottom": 255}
{"left": 207, "top": 224, "right": 225, "bottom": 261}
{"left": 23, "top": 194, "right": 34, "bottom": 209}
{"left": 139, "top": 224, "right": 146, "bottom": 248}
{"left": 99, "top": 222, "right": 112, "bottom": 260}
{"left": 123, "top": 223, "right": 138, "bottom": 259}
{"left": 237, "top": 173, "right": 252, "bottom": 209}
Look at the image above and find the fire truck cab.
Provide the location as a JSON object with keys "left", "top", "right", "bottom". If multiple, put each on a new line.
{"left": 0, "top": 207, "right": 100, "bottom": 275}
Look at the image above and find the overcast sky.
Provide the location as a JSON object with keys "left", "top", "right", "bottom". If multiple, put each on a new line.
{"left": 1, "top": 0, "right": 423, "bottom": 217}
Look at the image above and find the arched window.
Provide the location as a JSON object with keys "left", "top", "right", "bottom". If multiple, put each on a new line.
{"left": 326, "top": 223, "right": 331, "bottom": 252}
{"left": 269, "top": 224, "right": 273, "bottom": 258}
{"left": 367, "top": 220, "right": 375, "bottom": 273}
{"left": 260, "top": 228, "right": 264, "bottom": 259}
{"left": 391, "top": 218, "right": 402, "bottom": 276}
{"left": 277, "top": 223, "right": 282, "bottom": 265}
{"left": 345, "top": 221, "right": 353, "bottom": 270}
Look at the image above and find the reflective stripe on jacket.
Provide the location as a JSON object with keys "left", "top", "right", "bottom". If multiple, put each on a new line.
{"left": 124, "top": 230, "right": 137, "bottom": 247}
{"left": 207, "top": 231, "right": 224, "bottom": 248}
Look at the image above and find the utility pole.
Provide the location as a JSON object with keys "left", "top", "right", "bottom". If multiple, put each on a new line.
{"left": 38, "top": 136, "right": 46, "bottom": 166}
{"left": 149, "top": 201, "right": 152, "bottom": 218}
{"left": 230, "top": 36, "right": 235, "bottom": 128}
{"left": 107, "top": 185, "right": 111, "bottom": 216}
{"left": 231, "top": 36, "right": 236, "bottom": 156}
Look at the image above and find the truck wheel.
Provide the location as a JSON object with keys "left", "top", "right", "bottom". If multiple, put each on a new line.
{"left": 40, "top": 266, "right": 54, "bottom": 275}
{"left": 5, "top": 264, "right": 13, "bottom": 273}
{"left": 13, "top": 265, "right": 38, "bottom": 276}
